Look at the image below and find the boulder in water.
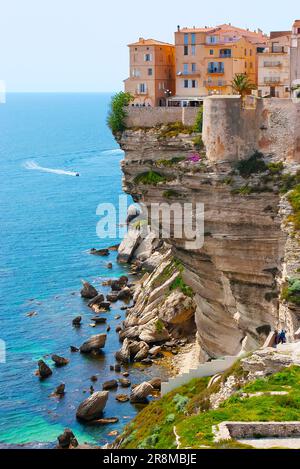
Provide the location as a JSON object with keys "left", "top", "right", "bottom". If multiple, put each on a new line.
{"left": 87, "top": 294, "right": 105, "bottom": 308}
{"left": 72, "top": 316, "right": 82, "bottom": 326}
{"left": 115, "top": 338, "right": 130, "bottom": 364}
{"left": 38, "top": 360, "right": 52, "bottom": 379}
{"left": 80, "top": 334, "right": 106, "bottom": 354}
{"left": 76, "top": 391, "right": 109, "bottom": 422}
{"left": 102, "top": 379, "right": 118, "bottom": 390}
{"left": 57, "top": 428, "right": 77, "bottom": 449}
{"left": 80, "top": 280, "right": 98, "bottom": 299}
{"left": 90, "top": 248, "right": 109, "bottom": 257}
{"left": 130, "top": 382, "right": 154, "bottom": 403}
{"left": 51, "top": 355, "right": 69, "bottom": 367}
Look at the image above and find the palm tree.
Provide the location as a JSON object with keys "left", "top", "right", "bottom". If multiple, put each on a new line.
{"left": 231, "top": 73, "right": 257, "bottom": 98}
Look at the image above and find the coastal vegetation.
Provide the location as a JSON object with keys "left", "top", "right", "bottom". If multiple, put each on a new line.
{"left": 231, "top": 73, "right": 257, "bottom": 97}
{"left": 158, "top": 122, "right": 194, "bottom": 139}
{"left": 282, "top": 278, "right": 300, "bottom": 306}
{"left": 193, "top": 107, "right": 203, "bottom": 133}
{"left": 107, "top": 92, "right": 133, "bottom": 134}
{"left": 133, "top": 170, "right": 168, "bottom": 185}
{"left": 118, "top": 365, "right": 300, "bottom": 449}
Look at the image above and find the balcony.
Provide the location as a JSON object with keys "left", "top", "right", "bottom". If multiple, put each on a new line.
{"left": 263, "top": 77, "right": 281, "bottom": 84}
{"left": 263, "top": 61, "right": 282, "bottom": 67}
{"left": 135, "top": 87, "right": 148, "bottom": 95}
{"left": 206, "top": 36, "right": 238, "bottom": 45}
{"left": 208, "top": 68, "right": 225, "bottom": 74}
{"left": 177, "top": 70, "right": 200, "bottom": 76}
{"left": 271, "top": 46, "right": 285, "bottom": 53}
{"left": 204, "top": 80, "right": 228, "bottom": 87}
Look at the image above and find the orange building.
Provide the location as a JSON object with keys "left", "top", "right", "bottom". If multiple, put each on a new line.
{"left": 124, "top": 38, "right": 175, "bottom": 107}
{"left": 169, "top": 24, "right": 268, "bottom": 106}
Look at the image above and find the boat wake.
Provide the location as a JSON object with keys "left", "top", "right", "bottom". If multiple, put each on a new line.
{"left": 23, "top": 160, "right": 79, "bottom": 177}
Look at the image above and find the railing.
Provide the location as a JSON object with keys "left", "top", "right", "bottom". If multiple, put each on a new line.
{"left": 263, "top": 61, "right": 281, "bottom": 67}
{"left": 204, "top": 80, "right": 228, "bottom": 87}
{"left": 219, "top": 53, "right": 232, "bottom": 58}
{"left": 264, "top": 77, "right": 281, "bottom": 84}
{"left": 206, "top": 36, "right": 237, "bottom": 45}
{"left": 272, "top": 46, "right": 285, "bottom": 53}
{"left": 208, "top": 69, "right": 225, "bottom": 74}
{"left": 177, "top": 70, "right": 200, "bottom": 76}
{"left": 135, "top": 88, "right": 148, "bottom": 95}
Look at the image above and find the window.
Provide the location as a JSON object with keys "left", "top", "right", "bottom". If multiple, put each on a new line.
{"left": 207, "top": 35, "right": 218, "bottom": 44}
{"left": 191, "top": 33, "right": 196, "bottom": 45}
{"left": 139, "top": 83, "right": 146, "bottom": 93}
{"left": 183, "top": 79, "right": 198, "bottom": 88}
{"left": 245, "top": 49, "right": 247, "bottom": 56}
{"left": 191, "top": 45, "right": 196, "bottom": 56}
{"left": 184, "top": 79, "right": 189, "bottom": 88}
{"left": 208, "top": 62, "right": 224, "bottom": 73}
{"left": 148, "top": 68, "right": 153, "bottom": 76}
{"left": 184, "top": 45, "right": 188, "bottom": 55}
{"left": 191, "top": 80, "right": 197, "bottom": 88}
{"left": 220, "top": 49, "right": 231, "bottom": 58}
{"left": 245, "top": 61, "right": 247, "bottom": 68}
{"left": 250, "top": 49, "right": 253, "bottom": 56}
{"left": 144, "top": 53, "right": 152, "bottom": 62}
{"left": 184, "top": 33, "right": 189, "bottom": 45}
{"left": 210, "top": 49, "right": 214, "bottom": 55}
{"left": 183, "top": 63, "right": 189, "bottom": 74}
{"left": 132, "top": 68, "right": 141, "bottom": 77}
{"left": 191, "top": 63, "right": 196, "bottom": 72}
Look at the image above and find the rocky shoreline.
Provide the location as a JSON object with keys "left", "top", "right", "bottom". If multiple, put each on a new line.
{"left": 27, "top": 229, "right": 196, "bottom": 450}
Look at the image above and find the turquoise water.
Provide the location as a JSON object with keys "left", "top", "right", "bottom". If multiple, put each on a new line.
{"left": 0, "top": 94, "right": 168, "bottom": 447}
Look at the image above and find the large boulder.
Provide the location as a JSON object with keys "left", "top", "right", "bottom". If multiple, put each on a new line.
{"left": 133, "top": 342, "right": 149, "bottom": 362}
{"left": 88, "top": 294, "right": 105, "bottom": 308}
{"left": 159, "top": 291, "right": 196, "bottom": 325}
{"left": 51, "top": 355, "right": 69, "bottom": 367}
{"left": 38, "top": 360, "right": 52, "bottom": 379}
{"left": 90, "top": 248, "right": 109, "bottom": 257}
{"left": 111, "top": 276, "right": 128, "bottom": 291}
{"left": 117, "top": 229, "right": 141, "bottom": 264}
{"left": 117, "top": 287, "right": 133, "bottom": 302}
{"left": 80, "top": 280, "right": 98, "bottom": 299}
{"left": 130, "top": 382, "right": 154, "bottom": 403}
{"left": 139, "top": 319, "right": 170, "bottom": 344}
{"left": 115, "top": 338, "right": 130, "bottom": 364}
{"left": 76, "top": 391, "right": 109, "bottom": 422}
{"left": 80, "top": 334, "right": 107, "bottom": 354}
{"left": 102, "top": 379, "right": 118, "bottom": 390}
{"left": 57, "top": 429, "right": 78, "bottom": 449}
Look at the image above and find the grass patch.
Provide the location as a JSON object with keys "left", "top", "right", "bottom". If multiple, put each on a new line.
{"left": 119, "top": 365, "right": 300, "bottom": 449}
{"left": 155, "top": 319, "right": 165, "bottom": 333}
{"left": 193, "top": 107, "right": 203, "bottom": 133}
{"left": 193, "top": 135, "right": 204, "bottom": 150}
{"left": 156, "top": 156, "right": 185, "bottom": 167}
{"left": 133, "top": 170, "right": 168, "bottom": 185}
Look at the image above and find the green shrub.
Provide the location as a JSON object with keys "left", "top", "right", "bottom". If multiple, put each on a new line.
{"left": 173, "top": 394, "right": 189, "bottom": 412}
{"left": 163, "top": 189, "right": 181, "bottom": 199}
{"left": 155, "top": 319, "right": 165, "bottom": 333}
{"left": 236, "top": 151, "right": 267, "bottom": 178}
{"left": 107, "top": 92, "right": 133, "bottom": 134}
{"left": 193, "top": 107, "right": 203, "bottom": 133}
{"left": 281, "top": 278, "right": 300, "bottom": 305}
{"left": 165, "top": 414, "right": 175, "bottom": 424}
{"left": 156, "top": 156, "right": 185, "bottom": 167}
{"left": 193, "top": 135, "right": 204, "bottom": 150}
{"left": 267, "top": 162, "right": 284, "bottom": 174}
{"left": 231, "top": 185, "right": 253, "bottom": 195}
{"left": 134, "top": 170, "right": 167, "bottom": 185}
{"left": 287, "top": 184, "right": 300, "bottom": 231}
{"left": 279, "top": 172, "right": 300, "bottom": 193}
{"left": 158, "top": 122, "right": 193, "bottom": 139}
{"left": 170, "top": 275, "right": 193, "bottom": 297}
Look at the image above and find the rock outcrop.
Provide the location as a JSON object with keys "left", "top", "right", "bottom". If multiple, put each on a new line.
{"left": 129, "top": 382, "right": 153, "bottom": 403}
{"left": 37, "top": 360, "right": 52, "bottom": 379}
{"left": 116, "top": 127, "right": 300, "bottom": 360}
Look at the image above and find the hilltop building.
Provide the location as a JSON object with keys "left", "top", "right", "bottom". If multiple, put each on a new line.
{"left": 124, "top": 38, "right": 175, "bottom": 107}
{"left": 291, "top": 20, "right": 300, "bottom": 91}
{"left": 169, "top": 24, "right": 267, "bottom": 106}
{"left": 258, "top": 32, "right": 291, "bottom": 98}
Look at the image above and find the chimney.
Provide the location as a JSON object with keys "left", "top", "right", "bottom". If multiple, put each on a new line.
{"left": 177, "top": 25, "right": 180, "bottom": 32}
{"left": 139, "top": 37, "right": 144, "bottom": 42}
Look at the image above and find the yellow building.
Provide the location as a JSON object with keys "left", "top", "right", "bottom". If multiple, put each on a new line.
{"left": 258, "top": 32, "right": 291, "bottom": 98}
{"left": 169, "top": 24, "right": 268, "bottom": 106}
{"left": 124, "top": 38, "right": 175, "bottom": 107}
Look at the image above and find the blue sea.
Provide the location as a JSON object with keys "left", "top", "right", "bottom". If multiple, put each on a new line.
{"left": 0, "top": 93, "right": 168, "bottom": 447}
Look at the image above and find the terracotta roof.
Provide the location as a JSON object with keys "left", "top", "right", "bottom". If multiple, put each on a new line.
{"left": 178, "top": 23, "right": 268, "bottom": 43}
{"left": 128, "top": 38, "right": 174, "bottom": 47}
{"left": 270, "top": 31, "right": 291, "bottom": 39}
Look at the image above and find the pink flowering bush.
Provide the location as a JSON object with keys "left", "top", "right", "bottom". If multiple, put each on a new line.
{"left": 186, "top": 152, "right": 201, "bottom": 163}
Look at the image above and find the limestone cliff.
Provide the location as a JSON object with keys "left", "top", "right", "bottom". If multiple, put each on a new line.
{"left": 116, "top": 117, "right": 300, "bottom": 361}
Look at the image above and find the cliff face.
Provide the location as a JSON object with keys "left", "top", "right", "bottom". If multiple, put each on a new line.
{"left": 117, "top": 126, "right": 299, "bottom": 360}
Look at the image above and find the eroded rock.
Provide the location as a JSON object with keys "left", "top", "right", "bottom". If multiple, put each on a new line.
{"left": 76, "top": 391, "right": 109, "bottom": 422}
{"left": 80, "top": 334, "right": 106, "bottom": 354}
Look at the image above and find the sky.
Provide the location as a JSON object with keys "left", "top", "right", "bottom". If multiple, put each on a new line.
{"left": 0, "top": 0, "right": 299, "bottom": 92}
